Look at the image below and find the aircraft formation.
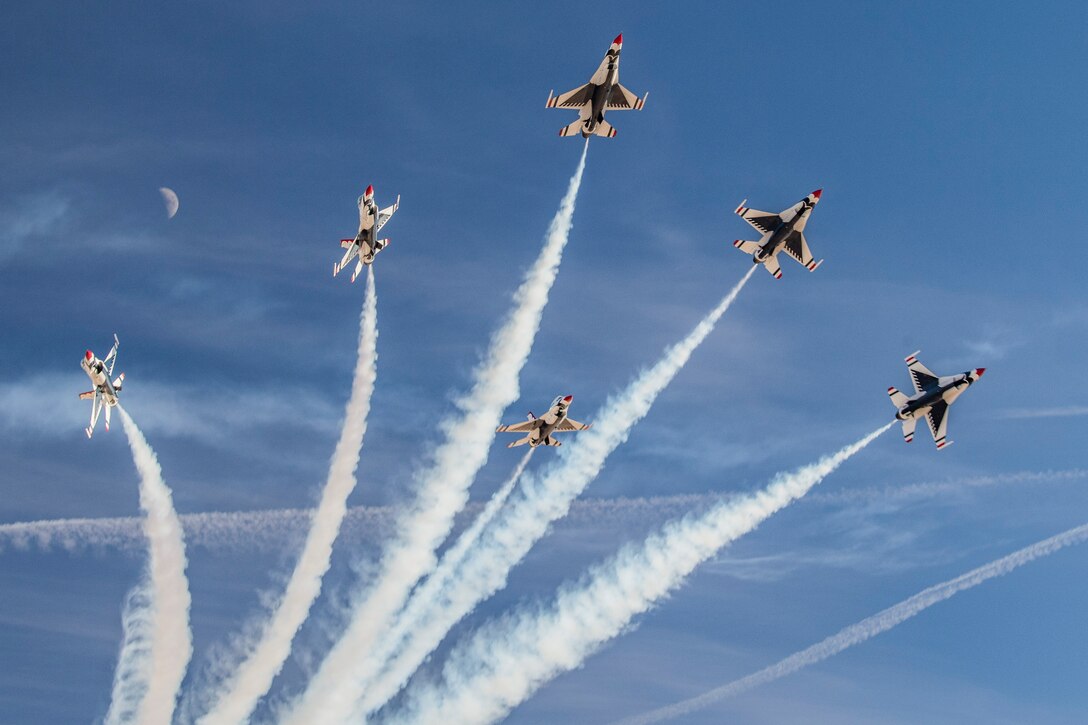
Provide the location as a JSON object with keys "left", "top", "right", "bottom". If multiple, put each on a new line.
{"left": 81, "top": 33, "right": 983, "bottom": 449}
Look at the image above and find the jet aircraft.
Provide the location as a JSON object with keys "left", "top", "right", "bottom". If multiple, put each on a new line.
{"left": 887, "top": 351, "right": 985, "bottom": 449}
{"left": 732, "top": 189, "right": 825, "bottom": 279}
{"left": 496, "top": 395, "right": 591, "bottom": 448}
{"left": 79, "top": 334, "right": 124, "bottom": 438}
{"left": 546, "top": 34, "right": 647, "bottom": 139}
{"left": 333, "top": 184, "right": 399, "bottom": 282}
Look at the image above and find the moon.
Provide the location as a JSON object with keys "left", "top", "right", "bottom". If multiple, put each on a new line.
{"left": 159, "top": 187, "right": 179, "bottom": 219}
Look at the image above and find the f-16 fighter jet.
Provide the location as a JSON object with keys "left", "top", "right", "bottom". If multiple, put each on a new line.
{"left": 79, "top": 334, "right": 124, "bottom": 438}
{"left": 887, "top": 352, "right": 985, "bottom": 449}
{"left": 732, "top": 190, "right": 825, "bottom": 279}
{"left": 496, "top": 395, "right": 591, "bottom": 448}
{"left": 333, "top": 184, "right": 400, "bottom": 282}
{"left": 546, "top": 34, "right": 648, "bottom": 139}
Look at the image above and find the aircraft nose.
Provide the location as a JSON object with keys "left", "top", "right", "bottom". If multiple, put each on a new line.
{"left": 811, "top": 189, "right": 823, "bottom": 200}
{"left": 365, "top": 184, "right": 374, "bottom": 197}
{"left": 975, "top": 368, "right": 986, "bottom": 377}
{"left": 613, "top": 33, "right": 622, "bottom": 45}
{"left": 563, "top": 395, "right": 573, "bottom": 403}
{"left": 85, "top": 350, "right": 93, "bottom": 361}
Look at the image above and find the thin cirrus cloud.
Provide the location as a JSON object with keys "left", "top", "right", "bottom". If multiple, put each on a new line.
{"left": 0, "top": 372, "right": 340, "bottom": 446}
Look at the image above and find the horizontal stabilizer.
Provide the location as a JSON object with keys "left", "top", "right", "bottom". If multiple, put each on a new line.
{"left": 79, "top": 390, "right": 95, "bottom": 400}
{"left": 733, "top": 239, "right": 761, "bottom": 255}
{"left": 887, "top": 386, "right": 908, "bottom": 408}
{"left": 592, "top": 119, "right": 617, "bottom": 138}
{"left": 559, "top": 119, "right": 586, "bottom": 137}
{"left": 507, "top": 436, "right": 531, "bottom": 448}
{"left": 341, "top": 239, "right": 355, "bottom": 249}
{"left": 900, "top": 417, "right": 916, "bottom": 443}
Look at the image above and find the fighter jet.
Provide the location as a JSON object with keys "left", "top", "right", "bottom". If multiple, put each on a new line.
{"left": 732, "top": 190, "right": 825, "bottom": 279}
{"left": 496, "top": 395, "right": 591, "bottom": 448}
{"left": 333, "top": 184, "right": 400, "bottom": 282}
{"left": 79, "top": 334, "right": 124, "bottom": 439}
{"left": 546, "top": 34, "right": 648, "bottom": 139}
{"left": 887, "top": 351, "right": 985, "bottom": 449}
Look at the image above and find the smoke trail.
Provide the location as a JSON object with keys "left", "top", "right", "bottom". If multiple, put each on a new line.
{"left": 7, "top": 470, "right": 1084, "bottom": 556}
{"left": 360, "top": 267, "right": 757, "bottom": 718}
{"left": 194, "top": 266, "right": 379, "bottom": 724}
{"left": 388, "top": 424, "right": 890, "bottom": 725}
{"left": 616, "top": 521, "right": 1088, "bottom": 725}
{"left": 105, "top": 408, "right": 192, "bottom": 725}
{"left": 283, "top": 143, "right": 589, "bottom": 724}
{"left": 342, "top": 449, "right": 534, "bottom": 715}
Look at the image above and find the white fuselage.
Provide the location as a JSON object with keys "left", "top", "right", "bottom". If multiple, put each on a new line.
{"left": 527, "top": 400, "right": 570, "bottom": 447}
{"left": 355, "top": 197, "right": 378, "bottom": 262}
{"left": 81, "top": 356, "right": 119, "bottom": 406}
{"left": 895, "top": 373, "right": 975, "bottom": 421}
{"left": 755, "top": 201, "right": 814, "bottom": 263}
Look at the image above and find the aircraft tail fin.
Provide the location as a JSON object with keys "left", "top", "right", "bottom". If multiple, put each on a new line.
{"left": 887, "top": 386, "right": 909, "bottom": 408}
{"left": 526, "top": 411, "right": 536, "bottom": 421}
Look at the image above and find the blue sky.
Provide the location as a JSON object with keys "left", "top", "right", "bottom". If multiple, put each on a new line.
{"left": 2, "top": 1, "right": 1087, "bottom": 722}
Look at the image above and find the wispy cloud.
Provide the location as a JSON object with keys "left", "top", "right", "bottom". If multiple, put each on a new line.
{"left": 998, "top": 406, "right": 1088, "bottom": 420}
{"left": 0, "top": 372, "right": 340, "bottom": 447}
{"left": 0, "top": 192, "right": 70, "bottom": 262}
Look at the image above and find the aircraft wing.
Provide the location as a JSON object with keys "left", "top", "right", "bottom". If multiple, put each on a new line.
{"left": 497, "top": 419, "right": 538, "bottom": 434}
{"left": 607, "top": 84, "right": 647, "bottom": 111}
{"left": 104, "top": 335, "right": 120, "bottom": 376}
{"left": 547, "top": 84, "right": 593, "bottom": 110}
{"left": 781, "top": 231, "right": 824, "bottom": 271}
{"left": 376, "top": 196, "right": 400, "bottom": 233}
{"left": 905, "top": 352, "right": 939, "bottom": 394}
{"left": 926, "top": 400, "right": 951, "bottom": 449}
{"left": 734, "top": 201, "right": 782, "bottom": 235}
{"left": 554, "top": 417, "right": 590, "bottom": 432}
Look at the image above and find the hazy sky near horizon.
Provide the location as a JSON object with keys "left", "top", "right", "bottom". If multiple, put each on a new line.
{"left": 1, "top": 1, "right": 1087, "bottom": 723}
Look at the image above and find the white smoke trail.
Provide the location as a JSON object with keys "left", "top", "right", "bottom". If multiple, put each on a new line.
{"left": 282, "top": 143, "right": 589, "bottom": 724}
{"left": 194, "top": 266, "right": 379, "bottom": 724}
{"left": 363, "top": 267, "right": 757, "bottom": 718}
{"left": 342, "top": 449, "right": 534, "bottom": 715}
{"left": 5, "top": 470, "right": 1085, "bottom": 555}
{"left": 105, "top": 408, "right": 192, "bottom": 725}
{"left": 616, "top": 521, "right": 1088, "bottom": 725}
{"left": 388, "top": 424, "right": 891, "bottom": 725}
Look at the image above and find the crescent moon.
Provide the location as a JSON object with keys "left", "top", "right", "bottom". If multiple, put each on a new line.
{"left": 159, "top": 187, "right": 179, "bottom": 219}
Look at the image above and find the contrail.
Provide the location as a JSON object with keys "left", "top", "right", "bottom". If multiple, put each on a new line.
{"left": 194, "top": 266, "right": 379, "bottom": 724}
{"left": 282, "top": 143, "right": 589, "bottom": 724}
{"left": 364, "top": 268, "right": 757, "bottom": 718}
{"left": 341, "top": 449, "right": 534, "bottom": 716}
{"left": 105, "top": 408, "right": 192, "bottom": 725}
{"left": 5, "top": 470, "right": 1084, "bottom": 555}
{"left": 387, "top": 424, "right": 891, "bottom": 725}
{"left": 615, "top": 521, "right": 1088, "bottom": 725}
